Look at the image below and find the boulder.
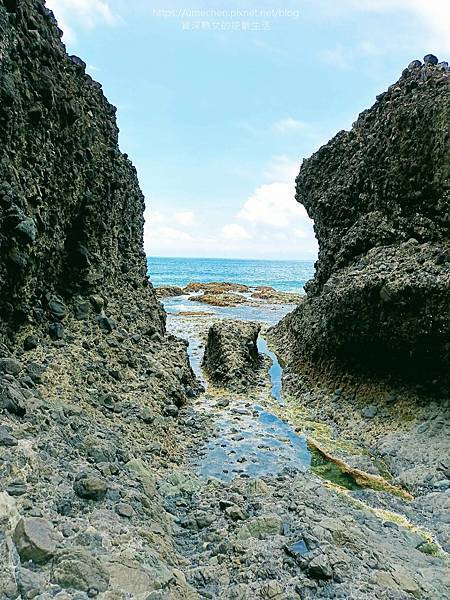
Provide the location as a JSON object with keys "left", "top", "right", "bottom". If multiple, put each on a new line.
{"left": 202, "top": 320, "right": 261, "bottom": 391}
{"left": 155, "top": 285, "right": 184, "bottom": 298}
{"left": 13, "top": 517, "right": 56, "bottom": 564}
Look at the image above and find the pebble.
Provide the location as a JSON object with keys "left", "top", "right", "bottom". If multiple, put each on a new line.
{"left": 23, "top": 335, "right": 39, "bottom": 351}
{"left": 361, "top": 405, "right": 378, "bottom": 419}
{"left": 115, "top": 502, "right": 134, "bottom": 518}
{"left": 0, "top": 426, "right": 18, "bottom": 446}
{"left": 73, "top": 476, "right": 108, "bottom": 501}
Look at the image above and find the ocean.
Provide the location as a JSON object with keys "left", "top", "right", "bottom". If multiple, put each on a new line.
{"left": 147, "top": 257, "right": 315, "bottom": 293}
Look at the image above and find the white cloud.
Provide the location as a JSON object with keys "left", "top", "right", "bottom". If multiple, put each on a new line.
{"left": 222, "top": 224, "right": 252, "bottom": 240}
{"left": 145, "top": 210, "right": 166, "bottom": 224}
{"left": 324, "top": 0, "right": 450, "bottom": 54}
{"left": 238, "top": 181, "right": 308, "bottom": 229}
{"left": 263, "top": 155, "right": 300, "bottom": 184}
{"left": 319, "top": 45, "right": 350, "bottom": 69}
{"left": 46, "top": 0, "right": 119, "bottom": 43}
{"left": 156, "top": 226, "right": 192, "bottom": 241}
{"left": 174, "top": 211, "right": 195, "bottom": 227}
{"left": 272, "top": 118, "right": 309, "bottom": 133}
{"left": 319, "top": 41, "right": 383, "bottom": 69}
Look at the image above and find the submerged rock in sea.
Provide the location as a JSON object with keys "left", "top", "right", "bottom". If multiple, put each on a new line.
{"left": 203, "top": 320, "right": 261, "bottom": 391}
{"left": 273, "top": 56, "right": 450, "bottom": 392}
{"left": 155, "top": 285, "right": 184, "bottom": 298}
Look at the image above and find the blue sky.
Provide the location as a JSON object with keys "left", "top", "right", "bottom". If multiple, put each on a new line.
{"left": 47, "top": 0, "right": 449, "bottom": 259}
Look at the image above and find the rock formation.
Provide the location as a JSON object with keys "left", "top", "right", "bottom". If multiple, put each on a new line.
{"left": 203, "top": 320, "right": 261, "bottom": 390}
{"left": 273, "top": 56, "right": 450, "bottom": 392}
{"left": 0, "top": 2, "right": 200, "bottom": 596}
{"left": 0, "top": 0, "right": 163, "bottom": 345}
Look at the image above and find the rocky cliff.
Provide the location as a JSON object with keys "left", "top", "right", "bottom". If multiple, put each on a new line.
{"left": 0, "top": 2, "right": 202, "bottom": 597}
{"left": 0, "top": 0, "right": 164, "bottom": 345}
{"left": 273, "top": 56, "right": 450, "bottom": 393}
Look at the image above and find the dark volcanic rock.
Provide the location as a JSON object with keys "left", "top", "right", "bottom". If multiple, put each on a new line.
{"left": 0, "top": 0, "right": 164, "bottom": 344}
{"left": 203, "top": 320, "right": 261, "bottom": 391}
{"left": 274, "top": 57, "right": 450, "bottom": 391}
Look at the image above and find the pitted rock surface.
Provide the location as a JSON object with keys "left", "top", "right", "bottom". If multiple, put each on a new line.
{"left": 203, "top": 319, "right": 261, "bottom": 391}
{"left": 274, "top": 57, "right": 450, "bottom": 390}
{"left": 0, "top": 0, "right": 164, "bottom": 345}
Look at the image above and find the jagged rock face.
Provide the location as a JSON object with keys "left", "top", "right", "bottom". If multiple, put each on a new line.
{"left": 275, "top": 58, "right": 450, "bottom": 391}
{"left": 203, "top": 320, "right": 261, "bottom": 391}
{"left": 0, "top": 0, "right": 163, "bottom": 343}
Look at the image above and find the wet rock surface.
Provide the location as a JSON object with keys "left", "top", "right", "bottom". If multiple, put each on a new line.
{"left": 203, "top": 320, "right": 262, "bottom": 391}
{"left": 273, "top": 58, "right": 450, "bottom": 390}
{"left": 164, "top": 309, "right": 450, "bottom": 599}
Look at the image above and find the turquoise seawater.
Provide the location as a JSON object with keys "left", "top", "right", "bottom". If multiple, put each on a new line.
{"left": 147, "top": 257, "right": 315, "bottom": 293}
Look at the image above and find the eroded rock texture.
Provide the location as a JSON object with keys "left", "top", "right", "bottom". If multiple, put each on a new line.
{"left": 0, "top": 3, "right": 201, "bottom": 597}
{"left": 274, "top": 57, "right": 450, "bottom": 391}
{"left": 0, "top": 0, "right": 163, "bottom": 344}
{"left": 203, "top": 320, "right": 261, "bottom": 391}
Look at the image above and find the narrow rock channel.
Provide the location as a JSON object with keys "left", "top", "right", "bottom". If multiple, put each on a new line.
{"left": 161, "top": 304, "right": 449, "bottom": 599}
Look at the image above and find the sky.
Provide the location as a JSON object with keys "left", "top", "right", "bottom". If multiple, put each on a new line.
{"left": 46, "top": 0, "right": 449, "bottom": 260}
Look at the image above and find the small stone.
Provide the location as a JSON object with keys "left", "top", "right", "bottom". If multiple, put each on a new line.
{"left": 48, "top": 298, "right": 67, "bottom": 320}
{"left": 0, "top": 358, "right": 23, "bottom": 376}
{"left": 0, "top": 380, "right": 27, "bottom": 417}
{"left": 15, "top": 218, "right": 37, "bottom": 243}
{"left": 74, "top": 476, "right": 108, "bottom": 501}
{"left": 408, "top": 60, "right": 422, "bottom": 69}
{"left": 16, "top": 566, "right": 46, "bottom": 599}
{"left": 26, "top": 362, "right": 46, "bottom": 384}
{"left": 225, "top": 505, "right": 248, "bottom": 521}
{"left": 23, "top": 335, "right": 39, "bottom": 351}
{"left": 69, "top": 55, "right": 87, "bottom": 70}
{"left": 48, "top": 322, "right": 64, "bottom": 340}
{"left": 6, "top": 480, "right": 27, "bottom": 496}
{"left": 73, "top": 297, "right": 90, "bottom": 320}
{"left": 238, "top": 515, "right": 283, "bottom": 540}
{"left": 361, "top": 405, "right": 378, "bottom": 419}
{"left": 97, "top": 316, "right": 116, "bottom": 333}
{"left": 115, "top": 503, "right": 134, "bottom": 518}
{"left": 139, "top": 407, "right": 155, "bottom": 423}
{"left": 195, "top": 511, "right": 216, "bottom": 529}
{"left": 308, "top": 554, "right": 332, "bottom": 580}
{"left": 90, "top": 295, "right": 105, "bottom": 312}
{"left": 259, "top": 580, "right": 284, "bottom": 599}
{"left": 164, "top": 404, "right": 179, "bottom": 418}
{"left": 0, "top": 427, "right": 18, "bottom": 447}
{"left": 13, "top": 517, "right": 56, "bottom": 564}
{"left": 52, "top": 549, "right": 109, "bottom": 593}
{"left": 423, "top": 54, "right": 438, "bottom": 65}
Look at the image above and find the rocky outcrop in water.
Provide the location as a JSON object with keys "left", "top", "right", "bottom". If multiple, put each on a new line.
{"left": 274, "top": 56, "right": 450, "bottom": 392}
{"left": 203, "top": 320, "right": 261, "bottom": 390}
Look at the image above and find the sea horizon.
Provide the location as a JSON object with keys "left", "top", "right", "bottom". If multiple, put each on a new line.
{"left": 147, "top": 256, "right": 316, "bottom": 292}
